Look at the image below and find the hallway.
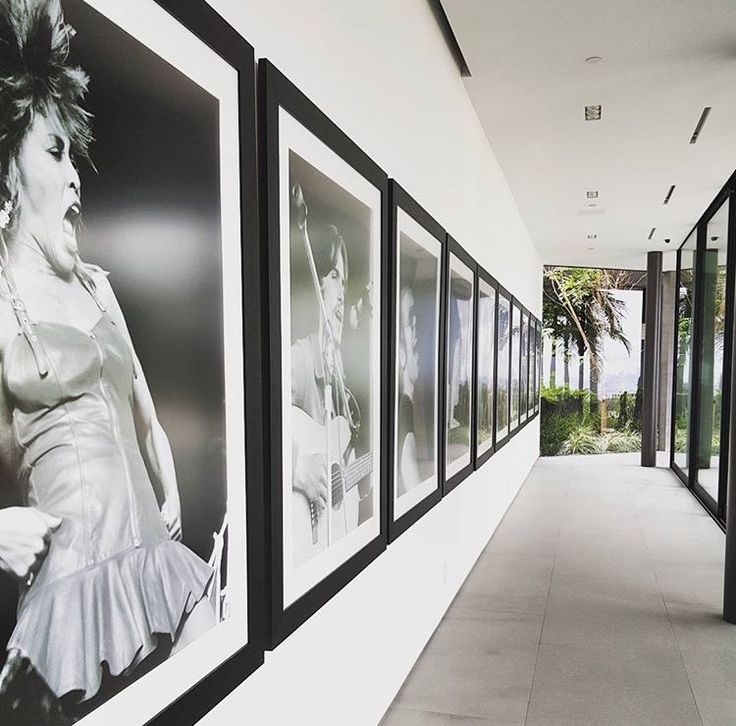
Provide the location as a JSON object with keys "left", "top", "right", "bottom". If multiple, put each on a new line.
{"left": 381, "top": 454, "right": 733, "bottom": 726}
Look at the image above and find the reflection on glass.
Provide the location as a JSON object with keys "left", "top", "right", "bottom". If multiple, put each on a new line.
{"left": 537, "top": 322, "right": 542, "bottom": 409}
{"left": 496, "top": 294, "right": 511, "bottom": 439}
{"left": 529, "top": 323, "right": 537, "bottom": 415}
{"left": 446, "top": 253, "right": 474, "bottom": 476}
{"left": 476, "top": 279, "right": 496, "bottom": 455}
{"left": 520, "top": 312, "right": 529, "bottom": 422}
{"left": 510, "top": 303, "right": 521, "bottom": 429}
{"left": 394, "top": 216, "right": 440, "bottom": 512}
{"left": 695, "top": 200, "right": 729, "bottom": 504}
{"left": 674, "top": 232, "right": 696, "bottom": 474}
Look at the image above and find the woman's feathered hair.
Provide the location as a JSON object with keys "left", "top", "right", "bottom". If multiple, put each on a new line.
{"left": 0, "top": 0, "right": 92, "bottom": 198}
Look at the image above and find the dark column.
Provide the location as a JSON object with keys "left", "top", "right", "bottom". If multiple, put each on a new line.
{"left": 641, "top": 251, "right": 663, "bottom": 467}
{"left": 724, "top": 266, "right": 736, "bottom": 621}
{"left": 658, "top": 271, "right": 676, "bottom": 450}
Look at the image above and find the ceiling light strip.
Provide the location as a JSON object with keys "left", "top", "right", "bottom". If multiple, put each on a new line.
{"left": 689, "top": 107, "right": 712, "bottom": 144}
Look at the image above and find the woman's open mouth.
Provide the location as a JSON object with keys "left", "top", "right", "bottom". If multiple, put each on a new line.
{"left": 63, "top": 203, "right": 81, "bottom": 251}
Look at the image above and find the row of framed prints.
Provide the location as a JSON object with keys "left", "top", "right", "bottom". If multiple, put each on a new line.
{"left": 263, "top": 62, "right": 542, "bottom": 646}
{"left": 0, "top": 1, "right": 539, "bottom": 725}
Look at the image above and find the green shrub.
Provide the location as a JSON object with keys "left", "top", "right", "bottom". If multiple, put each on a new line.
{"left": 540, "top": 412, "right": 578, "bottom": 456}
{"left": 603, "top": 429, "right": 641, "bottom": 453}
{"left": 559, "top": 426, "right": 604, "bottom": 455}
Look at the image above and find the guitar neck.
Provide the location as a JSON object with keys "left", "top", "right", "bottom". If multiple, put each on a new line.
{"left": 339, "top": 453, "right": 373, "bottom": 492}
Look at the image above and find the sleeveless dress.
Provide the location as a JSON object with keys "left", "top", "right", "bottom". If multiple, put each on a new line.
{"left": 1, "top": 271, "right": 213, "bottom": 702}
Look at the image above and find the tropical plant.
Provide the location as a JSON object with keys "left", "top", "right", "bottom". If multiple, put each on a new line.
{"left": 559, "top": 426, "right": 606, "bottom": 455}
{"left": 603, "top": 428, "right": 642, "bottom": 453}
{"left": 543, "top": 267, "right": 632, "bottom": 399}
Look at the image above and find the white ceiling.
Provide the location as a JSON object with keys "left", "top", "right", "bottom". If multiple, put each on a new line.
{"left": 441, "top": 0, "right": 736, "bottom": 269}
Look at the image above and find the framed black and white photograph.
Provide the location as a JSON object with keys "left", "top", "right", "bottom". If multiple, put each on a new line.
{"left": 495, "top": 286, "right": 511, "bottom": 447}
{"left": 531, "top": 321, "right": 536, "bottom": 415}
{"left": 0, "top": 1, "right": 265, "bottom": 724}
{"left": 510, "top": 300, "right": 522, "bottom": 433}
{"left": 260, "top": 61, "right": 387, "bottom": 645}
{"left": 520, "top": 309, "right": 530, "bottom": 424}
{"left": 388, "top": 182, "right": 444, "bottom": 541}
{"left": 443, "top": 237, "right": 475, "bottom": 492}
{"left": 474, "top": 267, "right": 497, "bottom": 468}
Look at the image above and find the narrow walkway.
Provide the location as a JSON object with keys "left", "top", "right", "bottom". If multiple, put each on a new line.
{"left": 381, "top": 454, "right": 734, "bottom": 726}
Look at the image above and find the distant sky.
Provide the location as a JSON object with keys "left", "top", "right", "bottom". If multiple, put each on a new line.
{"left": 542, "top": 289, "right": 643, "bottom": 396}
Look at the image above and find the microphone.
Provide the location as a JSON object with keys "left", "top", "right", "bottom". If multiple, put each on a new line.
{"left": 349, "top": 282, "right": 373, "bottom": 330}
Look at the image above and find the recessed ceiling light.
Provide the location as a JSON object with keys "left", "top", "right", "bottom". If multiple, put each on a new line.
{"left": 588, "top": 246, "right": 596, "bottom": 250}
{"left": 690, "top": 107, "right": 712, "bottom": 144}
{"left": 648, "top": 227, "right": 656, "bottom": 240}
{"left": 585, "top": 104, "right": 602, "bottom": 121}
{"left": 587, "top": 203, "right": 597, "bottom": 207}
{"left": 663, "top": 185, "right": 676, "bottom": 205}
{"left": 587, "top": 191, "right": 599, "bottom": 199}
{"left": 585, "top": 56, "right": 604, "bottom": 64}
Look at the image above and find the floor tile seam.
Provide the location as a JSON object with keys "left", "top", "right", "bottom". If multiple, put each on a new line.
{"left": 523, "top": 498, "right": 562, "bottom": 726}
{"left": 385, "top": 704, "right": 496, "bottom": 723}
{"left": 660, "top": 585, "right": 706, "bottom": 725}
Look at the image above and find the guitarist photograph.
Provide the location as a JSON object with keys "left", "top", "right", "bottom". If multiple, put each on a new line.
{"left": 287, "top": 152, "right": 375, "bottom": 568}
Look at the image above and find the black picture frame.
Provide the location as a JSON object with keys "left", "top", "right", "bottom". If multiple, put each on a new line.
{"left": 443, "top": 236, "right": 477, "bottom": 493}
{"left": 145, "top": 3, "right": 267, "bottom": 724}
{"left": 259, "top": 60, "right": 389, "bottom": 647}
{"left": 387, "top": 181, "right": 445, "bottom": 542}
{"left": 520, "top": 307, "right": 530, "bottom": 425}
{"left": 0, "top": 1, "right": 267, "bottom": 723}
{"left": 509, "top": 298, "right": 520, "bottom": 435}
{"left": 474, "top": 265, "right": 498, "bottom": 469}
{"left": 495, "top": 283, "right": 513, "bottom": 450}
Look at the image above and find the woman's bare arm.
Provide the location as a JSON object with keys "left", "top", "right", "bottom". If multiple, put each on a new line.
{"left": 0, "top": 321, "right": 62, "bottom": 578}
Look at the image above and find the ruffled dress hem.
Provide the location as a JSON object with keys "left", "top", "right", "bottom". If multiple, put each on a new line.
{"left": 7, "top": 539, "right": 214, "bottom": 702}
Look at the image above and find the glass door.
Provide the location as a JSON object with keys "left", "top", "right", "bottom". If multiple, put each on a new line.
{"left": 693, "top": 198, "right": 730, "bottom": 514}
{"left": 672, "top": 232, "right": 696, "bottom": 481}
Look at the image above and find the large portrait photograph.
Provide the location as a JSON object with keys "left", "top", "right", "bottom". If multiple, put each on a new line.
{"left": 0, "top": 1, "right": 253, "bottom": 723}
{"left": 495, "top": 289, "right": 511, "bottom": 443}
{"left": 391, "top": 191, "right": 442, "bottom": 527}
{"left": 444, "top": 241, "right": 474, "bottom": 487}
{"left": 475, "top": 272, "right": 496, "bottom": 464}
{"left": 262, "top": 60, "right": 386, "bottom": 635}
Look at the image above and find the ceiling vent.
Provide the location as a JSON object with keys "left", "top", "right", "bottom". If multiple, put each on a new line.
{"left": 663, "top": 185, "right": 676, "bottom": 205}
{"left": 585, "top": 104, "right": 602, "bottom": 121}
{"left": 690, "top": 107, "right": 711, "bottom": 144}
{"left": 648, "top": 227, "right": 656, "bottom": 240}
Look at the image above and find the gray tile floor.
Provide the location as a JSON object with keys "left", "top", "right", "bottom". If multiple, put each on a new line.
{"left": 381, "top": 453, "right": 736, "bottom": 726}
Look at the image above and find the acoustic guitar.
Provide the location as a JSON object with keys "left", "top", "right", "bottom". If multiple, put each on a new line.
{"left": 291, "top": 406, "right": 373, "bottom": 564}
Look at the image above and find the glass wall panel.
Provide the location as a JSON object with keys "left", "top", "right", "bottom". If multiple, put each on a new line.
{"left": 673, "top": 232, "right": 697, "bottom": 475}
{"left": 476, "top": 278, "right": 496, "bottom": 456}
{"left": 496, "top": 293, "right": 511, "bottom": 439}
{"left": 510, "top": 302, "right": 522, "bottom": 430}
{"left": 694, "top": 199, "right": 729, "bottom": 504}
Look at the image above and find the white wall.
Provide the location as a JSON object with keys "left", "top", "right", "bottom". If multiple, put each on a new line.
{"left": 200, "top": 1, "right": 543, "bottom": 723}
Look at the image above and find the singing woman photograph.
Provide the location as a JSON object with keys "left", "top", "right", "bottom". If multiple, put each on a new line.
{"left": 0, "top": 0, "right": 244, "bottom": 723}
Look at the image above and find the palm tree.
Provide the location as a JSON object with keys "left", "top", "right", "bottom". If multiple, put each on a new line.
{"left": 544, "top": 267, "right": 632, "bottom": 399}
